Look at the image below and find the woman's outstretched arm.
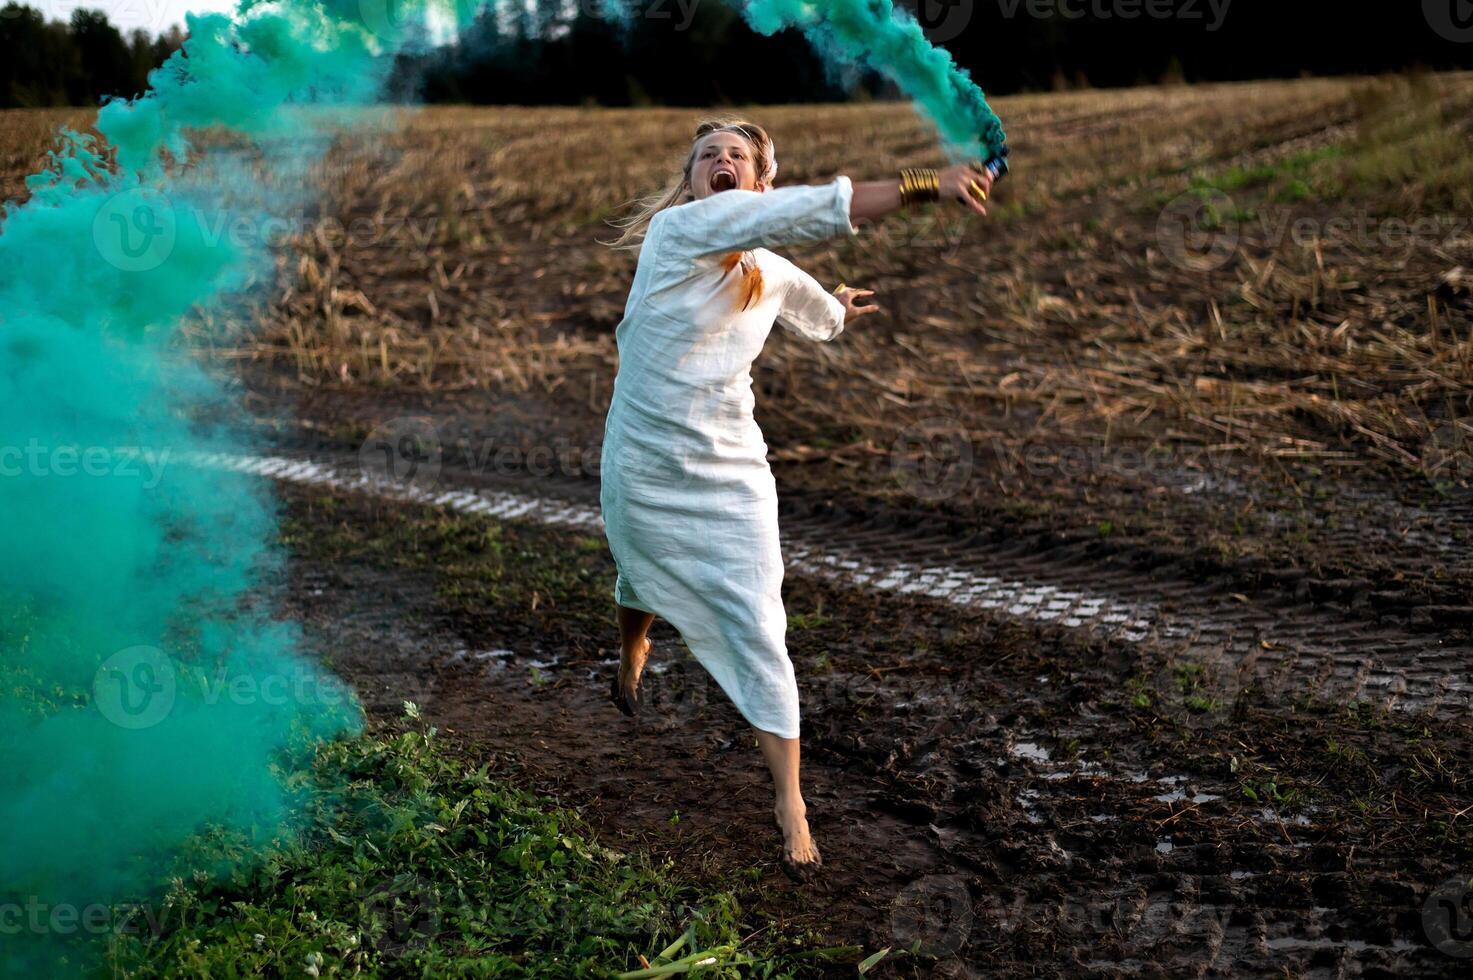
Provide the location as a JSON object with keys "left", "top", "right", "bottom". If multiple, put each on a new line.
{"left": 654, "top": 162, "right": 996, "bottom": 259}
{"left": 655, "top": 177, "right": 860, "bottom": 257}
{"left": 850, "top": 161, "right": 995, "bottom": 223}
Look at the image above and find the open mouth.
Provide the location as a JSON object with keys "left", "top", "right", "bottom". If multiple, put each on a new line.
{"left": 710, "top": 170, "right": 737, "bottom": 193}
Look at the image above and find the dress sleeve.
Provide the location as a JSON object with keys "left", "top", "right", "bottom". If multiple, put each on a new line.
{"left": 653, "top": 176, "right": 859, "bottom": 258}
{"left": 777, "top": 262, "right": 846, "bottom": 343}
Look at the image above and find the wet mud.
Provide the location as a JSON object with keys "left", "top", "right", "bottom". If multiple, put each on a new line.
{"left": 275, "top": 480, "right": 1473, "bottom": 978}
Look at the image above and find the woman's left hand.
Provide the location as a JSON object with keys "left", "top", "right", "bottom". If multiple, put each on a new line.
{"left": 833, "top": 283, "right": 880, "bottom": 324}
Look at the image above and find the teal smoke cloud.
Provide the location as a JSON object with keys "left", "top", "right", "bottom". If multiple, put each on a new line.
{"left": 0, "top": 2, "right": 1003, "bottom": 971}
{"left": 0, "top": 3, "right": 475, "bottom": 974}
{"left": 737, "top": 0, "right": 1007, "bottom": 161}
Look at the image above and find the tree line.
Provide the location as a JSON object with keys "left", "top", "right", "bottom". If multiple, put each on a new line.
{"left": 5, "top": 1, "right": 1471, "bottom": 110}
{"left": 0, "top": 4, "right": 184, "bottom": 108}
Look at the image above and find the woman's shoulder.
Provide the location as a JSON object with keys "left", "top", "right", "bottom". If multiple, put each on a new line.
{"left": 751, "top": 247, "right": 796, "bottom": 273}
{"left": 753, "top": 249, "right": 810, "bottom": 291}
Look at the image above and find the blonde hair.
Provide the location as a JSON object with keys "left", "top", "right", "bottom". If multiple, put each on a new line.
{"left": 602, "top": 116, "right": 776, "bottom": 312}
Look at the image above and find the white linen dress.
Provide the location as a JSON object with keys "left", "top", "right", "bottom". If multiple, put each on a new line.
{"left": 599, "top": 176, "right": 859, "bottom": 739}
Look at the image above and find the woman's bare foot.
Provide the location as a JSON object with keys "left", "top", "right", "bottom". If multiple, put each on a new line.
{"left": 611, "top": 635, "right": 652, "bottom": 715}
{"left": 773, "top": 798, "right": 821, "bottom": 881}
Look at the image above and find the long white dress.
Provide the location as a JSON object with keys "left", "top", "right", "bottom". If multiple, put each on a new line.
{"left": 599, "top": 176, "right": 859, "bottom": 739}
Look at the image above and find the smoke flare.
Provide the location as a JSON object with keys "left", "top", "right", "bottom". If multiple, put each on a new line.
{"left": 0, "top": 3, "right": 473, "bottom": 974}
{"left": 737, "top": 0, "right": 1007, "bottom": 161}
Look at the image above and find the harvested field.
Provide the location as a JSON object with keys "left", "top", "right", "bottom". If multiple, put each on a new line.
{"left": 6, "top": 73, "right": 1473, "bottom": 975}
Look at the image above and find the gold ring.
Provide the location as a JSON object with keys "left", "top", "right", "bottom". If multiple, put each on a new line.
{"left": 968, "top": 179, "right": 988, "bottom": 202}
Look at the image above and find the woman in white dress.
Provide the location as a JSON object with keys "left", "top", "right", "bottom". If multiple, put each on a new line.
{"left": 599, "top": 118, "right": 994, "bottom": 880}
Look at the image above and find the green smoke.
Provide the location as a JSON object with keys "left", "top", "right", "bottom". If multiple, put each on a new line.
{"left": 0, "top": 1, "right": 1004, "bottom": 970}
{"left": 738, "top": 0, "right": 1007, "bottom": 161}
{"left": 0, "top": 3, "right": 472, "bottom": 974}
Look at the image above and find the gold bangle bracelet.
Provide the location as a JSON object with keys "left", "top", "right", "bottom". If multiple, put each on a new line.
{"left": 898, "top": 167, "right": 940, "bottom": 206}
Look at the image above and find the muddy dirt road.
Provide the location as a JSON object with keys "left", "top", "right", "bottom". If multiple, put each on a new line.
{"left": 249, "top": 432, "right": 1473, "bottom": 978}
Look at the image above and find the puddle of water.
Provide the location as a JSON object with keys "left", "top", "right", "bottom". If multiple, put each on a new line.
{"left": 1258, "top": 806, "right": 1312, "bottom": 828}
{"left": 1153, "top": 788, "right": 1223, "bottom": 804}
{"left": 1011, "top": 742, "right": 1051, "bottom": 763}
{"left": 449, "top": 647, "right": 515, "bottom": 666}
{"left": 1016, "top": 788, "right": 1045, "bottom": 824}
{"left": 1263, "top": 936, "right": 1420, "bottom": 953}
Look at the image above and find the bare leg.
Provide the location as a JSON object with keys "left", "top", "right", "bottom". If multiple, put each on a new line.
{"left": 616, "top": 604, "right": 654, "bottom": 698}
{"left": 753, "top": 727, "right": 821, "bottom": 872}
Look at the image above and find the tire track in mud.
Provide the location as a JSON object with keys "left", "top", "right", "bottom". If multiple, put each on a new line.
{"left": 255, "top": 449, "right": 1466, "bottom": 976}
{"left": 196, "top": 450, "right": 1473, "bottom": 722}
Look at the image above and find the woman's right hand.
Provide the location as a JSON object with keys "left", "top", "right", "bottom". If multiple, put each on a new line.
{"left": 939, "top": 162, "right": 994, "bottom": 217}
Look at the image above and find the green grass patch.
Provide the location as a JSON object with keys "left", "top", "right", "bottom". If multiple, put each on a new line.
{"left": 104, "top": 708, "right": 799, "bottom": 978}
{"left": 786, "top": 611, "right": 832, "bottom": 632}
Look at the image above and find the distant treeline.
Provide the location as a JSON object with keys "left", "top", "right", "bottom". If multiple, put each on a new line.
{"left": 395, "top": 1, "right": 1473, "bottom": 106}
{"left": 5, "top": 1, "right": 1472, "bottom": 111}
{"left": 0, "top": 4, "right": 184, "bottom": 108}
